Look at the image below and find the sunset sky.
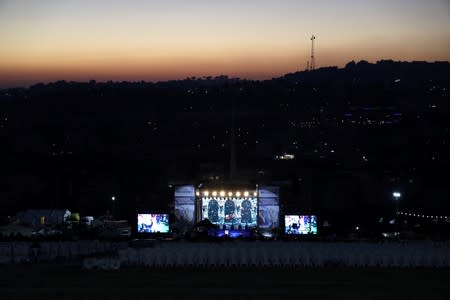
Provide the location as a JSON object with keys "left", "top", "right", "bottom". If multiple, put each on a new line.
{"left": 1, "top": 0, "right": 449, "bottom": 87}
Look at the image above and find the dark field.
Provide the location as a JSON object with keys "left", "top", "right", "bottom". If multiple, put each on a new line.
{"left": 1, "top": 264, "right": 449, "bottom": 300}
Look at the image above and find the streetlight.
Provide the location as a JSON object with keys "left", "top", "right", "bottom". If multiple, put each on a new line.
{"left": 392, "top": 192, "right": 401, "bottom": 236}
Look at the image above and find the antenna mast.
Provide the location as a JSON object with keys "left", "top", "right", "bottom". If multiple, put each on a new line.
{"left": 310, "top": 35, "right": 316, "bottom": 71}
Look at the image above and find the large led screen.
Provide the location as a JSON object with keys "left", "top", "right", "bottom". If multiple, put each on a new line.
{"left": 201, "top": 197, "right": 258, "bottom": 228}
{"left": 174, "top": 185, "right": 195, "bottom": 225}
{"left": 137, "top": 214, "right": 169, "bottom": 233}
{"left": 284, "top": 215, "right": 317, "bottom": 235}
{"left": 258, "top": 186, "right": 280, "bottom": 229}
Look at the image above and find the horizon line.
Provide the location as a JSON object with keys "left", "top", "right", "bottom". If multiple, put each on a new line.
{"left": 1, "top": 59, "right": 449, "bottom": 90}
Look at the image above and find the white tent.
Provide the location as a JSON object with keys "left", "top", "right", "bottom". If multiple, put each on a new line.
{"left": 17, "top": 209, "right": 71, "bottom": 226}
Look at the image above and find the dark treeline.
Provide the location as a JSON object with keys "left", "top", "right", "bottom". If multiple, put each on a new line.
{"left": 0, "top": 60, "right": 449, "bottom": 224}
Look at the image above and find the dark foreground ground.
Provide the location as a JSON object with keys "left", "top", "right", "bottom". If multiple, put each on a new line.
{"left": 1, "top": 264, "right": 449, "bottom": 300}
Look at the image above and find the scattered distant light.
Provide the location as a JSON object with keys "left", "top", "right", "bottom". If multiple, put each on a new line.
{"left": 274, "top": 153, "right": 295, "bottom": 160}
{"left": 393, "top": 192, "right": 401, "bottom": 199}
{"left": 196, "top": 191, "right": 200, "bottom": 196}
{"left": 253, "top": 191, "right": 257, "bottom": 196}
{"left": 111, "top": 196, "right": 115, "bottom": 201}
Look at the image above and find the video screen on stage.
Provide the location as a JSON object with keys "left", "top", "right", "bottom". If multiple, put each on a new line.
{"left": 137, "top": 214, "right": 169, "bottom": 233}
{"left": 174, "top": 185, "right": 195, "bottom": 226}
{"left": 201, "top": 196, "right": 258, "bottom": 228}
{"left": 284, "top": 215, "right": 317, "bottom": 235}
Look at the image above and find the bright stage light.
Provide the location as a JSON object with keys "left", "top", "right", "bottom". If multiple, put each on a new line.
{"left": 236, "top": 191, "right": 241, "bottom": 197}
{"left": 253, "top": 191, "right": 257, "bottom": 196}
{"left": 244, "top": 191, "right": 249, "bottom": 197}
{"left": 220, "top": 191, "right": 225, "bottom": 197}
{"left": 212, "top": 191, "right": 217, "bottom": 197}
{"left": 204, "top": 191, "right": 209, "bottom": 196}
{"left": 196, "top": 191, "right": 200, "bottom": 196}
{"left": 228, "top": 192, "right": 233, "bottom": 197}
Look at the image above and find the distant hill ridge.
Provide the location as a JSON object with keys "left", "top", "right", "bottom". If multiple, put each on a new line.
{"left": 282, "top": 60, "right": 450, "bottom": 82}
{"left": 1, "top": 60, "right": 449, "bottom": 91}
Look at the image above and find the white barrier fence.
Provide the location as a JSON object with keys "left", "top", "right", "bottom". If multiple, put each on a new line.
{"left": 118, "top": 241, "right": 450, "bottom": 268}
{"left": 0, "top": 240, "right": 126, "bottom": 265}
{"left": 1, "top": 240, "right": 449, "bottom": 269}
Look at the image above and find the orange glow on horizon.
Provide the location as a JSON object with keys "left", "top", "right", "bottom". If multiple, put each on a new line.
{"left": 1, "top": 0, "right": 449, "bottom": 87}
{"left": 1, "top": 41, "right": 449, "bottom": 87}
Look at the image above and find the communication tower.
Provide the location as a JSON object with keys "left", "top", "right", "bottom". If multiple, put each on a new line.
{"left": 310, "top": 35, "right": 316, "bottom": 71}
